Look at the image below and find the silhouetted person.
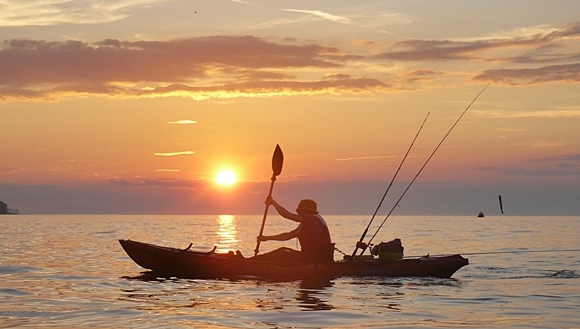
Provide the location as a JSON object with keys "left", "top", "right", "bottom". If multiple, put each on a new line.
{"left": 254, "top": 197, "right": 334, "bottom": 263}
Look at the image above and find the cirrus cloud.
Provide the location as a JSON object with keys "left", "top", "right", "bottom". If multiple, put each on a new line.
{"left": 153, "top": 151, "right": 194, "bottom": 157}
{"left": 168, "top": 120, "right": 197, "bottom": 124}
{"left": 0, "top": 0, "right": 169, "bottom": 27}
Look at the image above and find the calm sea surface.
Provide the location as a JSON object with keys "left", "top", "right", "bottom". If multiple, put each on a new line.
{"left": 1, "top": 215, "right": 579, "bottom": 328}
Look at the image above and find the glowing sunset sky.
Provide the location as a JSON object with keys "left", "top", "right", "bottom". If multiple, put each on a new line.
{"left": 1, "top": 0, "right": 579, "bottom": 215}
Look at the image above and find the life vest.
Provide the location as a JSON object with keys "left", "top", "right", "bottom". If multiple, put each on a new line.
{"left": 297, "top": 213, "right": 334, "bottom": 262}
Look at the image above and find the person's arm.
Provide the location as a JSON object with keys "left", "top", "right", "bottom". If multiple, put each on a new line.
{"left": 258, "top": 225, "right": 301, "bottom": 242}
{"left": 266, "top": 196, "right": 301, "bottom": 222}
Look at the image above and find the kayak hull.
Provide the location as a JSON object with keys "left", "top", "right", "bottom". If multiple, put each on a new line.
{"left": 119, "top": 239, "right": 468, "bottom": 280}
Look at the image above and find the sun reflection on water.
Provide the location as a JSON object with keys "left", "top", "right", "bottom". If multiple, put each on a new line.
{"left": 216, "top": 215, "right": 238, "bottom": 251}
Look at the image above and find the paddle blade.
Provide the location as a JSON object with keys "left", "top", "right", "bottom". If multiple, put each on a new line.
{"left": 272, "top": 144, "right": 284, "bottom": 177}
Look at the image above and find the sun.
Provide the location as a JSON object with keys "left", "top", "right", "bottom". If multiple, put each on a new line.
{"left": 215, "top": 169, "right": 237, "bottom": 187}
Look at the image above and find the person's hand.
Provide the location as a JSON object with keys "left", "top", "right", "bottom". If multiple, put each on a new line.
{"left": 265, "top": 196, "right": 274, "bottom": 206}
{"left": 257, "top": 235, "right": 268, "bottom": 242}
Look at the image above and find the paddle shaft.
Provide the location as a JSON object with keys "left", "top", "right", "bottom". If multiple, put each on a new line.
{"left": 254, "top": 144, "right": 284, "bottom": 256}
{"left": 254, "top": 176, "right": 276, "bottom": 255}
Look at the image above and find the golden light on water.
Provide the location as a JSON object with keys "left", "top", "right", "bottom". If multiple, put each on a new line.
{"left": 217, "top": 215, "right": 238, "bottom": 250}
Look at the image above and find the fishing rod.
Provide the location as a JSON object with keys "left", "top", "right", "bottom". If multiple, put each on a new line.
{"left": 360, "top": 84, "right": 490, "bottom": 255}
{"left": 351, "top": 112, "right": 430, "bottom": 257}
{"left": 403, "top": 249, "right": 580, "bottom": 258}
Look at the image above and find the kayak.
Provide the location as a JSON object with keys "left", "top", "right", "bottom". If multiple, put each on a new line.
{"left": 119, "top": 239, "right": 468, "bottom": 280}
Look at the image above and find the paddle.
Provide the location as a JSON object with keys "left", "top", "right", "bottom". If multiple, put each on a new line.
{"left": 254, "top": 144, "right": 284, "bottom": 256}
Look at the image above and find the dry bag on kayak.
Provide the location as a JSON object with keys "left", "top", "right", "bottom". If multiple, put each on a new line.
{"left": 371, "top": 238, "right": 404, "bottom": 260}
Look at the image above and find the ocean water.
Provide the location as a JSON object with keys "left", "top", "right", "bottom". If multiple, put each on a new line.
{"left": 0, "top": 214, "right": 579, "bottom": 329}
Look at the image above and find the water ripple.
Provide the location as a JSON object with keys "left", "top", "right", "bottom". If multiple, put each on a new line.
{"left": 0, "top": 215, "right": 578, "bottom": 329}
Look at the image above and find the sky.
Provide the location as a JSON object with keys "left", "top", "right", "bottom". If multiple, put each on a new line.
{"left": 1, "top": 0, "right": 579, "bottom": 215}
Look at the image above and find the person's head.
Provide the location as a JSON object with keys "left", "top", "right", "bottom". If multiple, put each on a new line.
{"left": 296, "top": 199, "right": 318, "bottom": 214}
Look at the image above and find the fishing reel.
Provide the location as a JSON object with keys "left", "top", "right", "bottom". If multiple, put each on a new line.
{"left": 355, "top": 241, "right": 369, "bottom": 251}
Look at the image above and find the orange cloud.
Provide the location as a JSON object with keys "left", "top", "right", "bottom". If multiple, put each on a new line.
{"left": 371, "top": 22, "right": 580, "bottom": 86}
{"left": 168, "top": 120, "right": 197, "bottom": 124}
{"left": 335, "top": 155, "right": 395, "bottom": 161}
{"left": 109, "top": 178, "right": 202, "bottom": 188}
{"left": 153, "top": 151, "right": 194, "bottom": 157}
{"left": 2, "top": 23, "right": 580, "bottom": 101}
{"left": 473, "top": 63, "right": 580, "bottom": 85}
{"left": 374, "top": 23, "right": 580, "bottom": 62}
{"left": 0, "top": 36, "right": 378, "bottom": 101}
